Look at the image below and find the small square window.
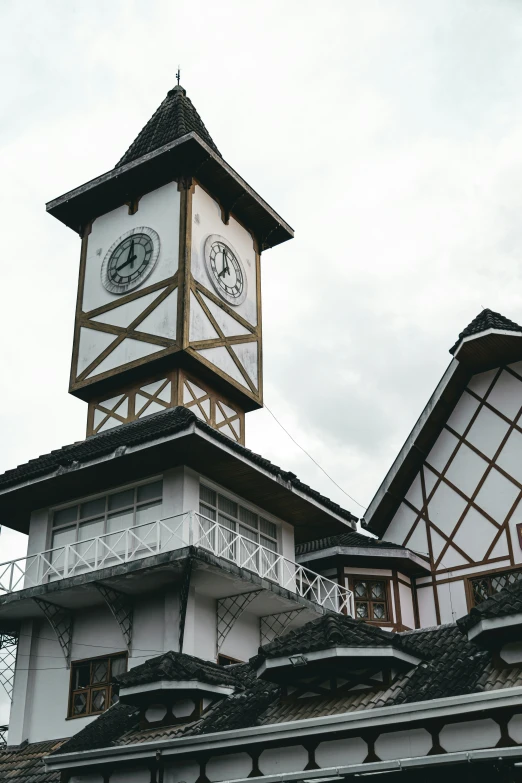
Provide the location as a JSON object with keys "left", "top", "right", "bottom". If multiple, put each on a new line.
{"left": 54, "top": 506, "right": 78, "bottom": 527}
{"left": 351, "top": 579, "right": 389, "bottom": 624}
{"left": 80, "top": 497, "right": 106, "bottom": 519}
{"left": 108, "top": 489, "right": 134, "bottom": 511}
{"left": 137, "top": 481, "right": 163, "bottom": 503}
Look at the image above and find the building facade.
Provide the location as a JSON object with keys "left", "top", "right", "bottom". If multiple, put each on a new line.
{"left": 2, "top": 84, "right": 522, "bottom": 781}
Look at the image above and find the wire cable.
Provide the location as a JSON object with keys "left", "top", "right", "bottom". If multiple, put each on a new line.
{"left": 264, "top": 404, "right": 367, "bottom": 511}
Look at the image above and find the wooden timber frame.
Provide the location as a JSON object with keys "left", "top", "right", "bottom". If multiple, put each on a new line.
{"left": 86, "top": 366, "right": 245, "bottom": 443}
{"left": 389, "top": 364, "right": 522, "bottom": 625}
{"left": 71, "top": 173, "right": 264, "bottom": 443}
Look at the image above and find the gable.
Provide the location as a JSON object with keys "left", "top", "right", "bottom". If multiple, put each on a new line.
{"left": 380, "top": 364, "right": 522, "bottom": 609}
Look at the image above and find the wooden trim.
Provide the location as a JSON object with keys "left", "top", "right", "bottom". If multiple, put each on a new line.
{"left": 83, "top": 275, "right": 176, "bottom": 320}
{"left": 392, "top": 571, "right": 402, "bottom": 629}
{"left": 67, "top": 650, "right": 127, "bottom": 720}
{"left": 347, "top": 574, "right": 394, "bottom": 627}
{"left": 69, "top": 224, "right": 91, "bottom": 392}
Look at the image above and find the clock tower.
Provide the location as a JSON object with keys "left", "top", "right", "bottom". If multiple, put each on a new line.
{"left": 47, "top": 84, "right": 293, "bottom": 443}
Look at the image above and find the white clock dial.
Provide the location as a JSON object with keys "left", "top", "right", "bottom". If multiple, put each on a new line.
{"left": 204, "top": 234, "right": 247, "bottom": 306}
{"left": 101, "top": 226, "right": 160, "bottom": 295}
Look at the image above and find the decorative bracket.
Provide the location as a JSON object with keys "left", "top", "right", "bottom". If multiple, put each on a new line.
{"left": 34, "top": 598, "right": 73, "bottom": 667}
{"left": 0, "top": 633, "right": 18, "bottom": 700}
{"left": 179, "top": 556, "right": 194, "bottom": 654}
{"left": 260, "top": 609, "right": 305, "bottom": 646}
{"left": 94, "top": 584, "right": 133, "bottom": 652}
{"left": 217, "top": 590, "right": 261, "bottom": 654}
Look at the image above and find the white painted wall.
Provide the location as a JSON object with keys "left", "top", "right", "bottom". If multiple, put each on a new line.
{"left": 398, "top": 581, "right": 415, "bottom": 629}
{"left": 416, "top": 586, "right": 437, "bottom": 627}
{"left": 83, "top": 182, "right": 180, "bottom": 313}
{"left": 435, "top": 578, "right": 468, "bottom": 625}
{"left": 191, "top": 186, "right": 258, "bottom": 326}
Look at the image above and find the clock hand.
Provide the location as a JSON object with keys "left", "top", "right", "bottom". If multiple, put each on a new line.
{"left": 117, "top": 241, "right": 138, "bottom": 272}
{"left": 218, "top": 247, "right": 228, "bottom": 277}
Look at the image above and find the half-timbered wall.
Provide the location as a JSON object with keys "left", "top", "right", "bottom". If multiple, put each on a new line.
{"left": 383, "top": 363, "right": 522, "bottom": 626}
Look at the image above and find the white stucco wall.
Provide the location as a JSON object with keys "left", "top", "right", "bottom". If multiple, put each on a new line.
{"left": 398, "top": 580, "right": 415, "bottom": 629}
{"left": 83, "top": 182, "right": 180, "bottom": 313}
{"left": 191, "top": 185, "right": 257, "bottom": 327}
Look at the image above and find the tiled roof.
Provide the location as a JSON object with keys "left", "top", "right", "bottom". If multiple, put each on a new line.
{"left": 115, "top": 650, "right": 241, "bottom": 690}
{"left": 255, "top": 613, "right": 420, "bottom": 661}
{"left": 296, "top": 530, "right": 405, "bottom": 556}
{"left": 116, "top": 85, "right": 220, "bottom": 168}
{"left": 457, "top": 579, "right": 522, "bottom": 633}
{"left": 52, "top": 703, "right": 139, "bottom": 755}
{"left": 49, "top": 622, "right": 522, "bottom": 757}
{"left": 0, "top": 738, "right": 64, "bottom": 782}
{"left": 449, "top": 308, "right": 522, "bottom": 355}
{"left": 0, "top": 406, "right": 356, "bottom": 524}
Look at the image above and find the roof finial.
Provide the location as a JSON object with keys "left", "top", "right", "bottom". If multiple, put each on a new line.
{"left": 176, "top": 66, "right": 181, "bottom": 86}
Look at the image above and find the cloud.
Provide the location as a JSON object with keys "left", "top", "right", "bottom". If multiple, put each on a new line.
{"left": 2, "top": 0, "right": 522, "bottom": 731}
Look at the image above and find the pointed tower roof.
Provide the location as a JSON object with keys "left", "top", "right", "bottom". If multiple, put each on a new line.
{"left": 116, "top": 85, "right": 220, "bottom": 167}
{"left": 449, "top": 308, "right": 522, "bottom": 355}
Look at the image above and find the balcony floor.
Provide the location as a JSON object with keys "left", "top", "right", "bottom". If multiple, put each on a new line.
{"left": 0, "top": 546, "right": 333, "bottom": 632}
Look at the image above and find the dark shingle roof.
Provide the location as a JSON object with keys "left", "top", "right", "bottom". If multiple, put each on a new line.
{"left": 52, "top": 703, "right": 139, "bottom": 755}
{"left": 457, "top": 578, "right": 522, "bottom": 633}
{"left": 116, "top": 85, "right": 220, "bottom": 167}
{"left": 0, "top": 738, "right": 64, "bottom": 781}
{"left": 0, "top": 406, "right": 356, "bottom": 524}
{"left": 50, "top": 623, "right": 522, "bottom": 755}
{"left": 449, "top": 308, "right": 522, "bottom": 355}
{"left": 115, "top": 650, "right": 240, "bottom": 690}
{"left": 296, "top": 530, "right": 405, "bottom": 556}
{"left": 255, "top": 613, "right": 418, "bottom": 661}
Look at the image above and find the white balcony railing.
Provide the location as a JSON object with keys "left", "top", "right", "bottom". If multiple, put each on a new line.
{"left": 0, "top": 512, "right": 354, "bottom": 616}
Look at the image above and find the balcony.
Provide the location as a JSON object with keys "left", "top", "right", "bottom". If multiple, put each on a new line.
{"left": 0, "top": 512, "right": 354, "bottom": 616}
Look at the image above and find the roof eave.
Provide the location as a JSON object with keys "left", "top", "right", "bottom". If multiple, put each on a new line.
{"left": 46, "top": 133, "right": 294, "bottom": 251}
{"left": 296, "top": 545, "right": 430, "bottom": 575}
{"left": 466, "top": 612, "right": 522, "bottom": 647}
{"left": 365, "top": 358, "right": 470, "bottom": 536}
{"left": 452, "top": 328, "right": 522, "bottom": 371}
{"left": 257, "top": 645, "right": 422, "bottom": 679}
{"left": 0, "top": 422, "right": 354, "bottom": 538}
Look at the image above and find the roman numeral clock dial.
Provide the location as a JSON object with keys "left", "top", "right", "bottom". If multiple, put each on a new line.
{"left": 204, "top": 234, "right": 247, "bottom": 306}
{"left": 101, "top": 227, "right": 160, "bottom": 294}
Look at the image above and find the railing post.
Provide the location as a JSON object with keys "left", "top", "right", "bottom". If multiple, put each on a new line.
{"left": 64, "top": 546, "right": 69, "bottom": 579}
{"left": 188, "top": 511, "right": 194, "bottom": 546}
{"left": 156, "top": 519, "right": 161, "bottom": 553}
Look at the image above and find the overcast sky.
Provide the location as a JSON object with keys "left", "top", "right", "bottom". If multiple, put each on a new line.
{"left": 2, "top": 0, "right": 522, "bottom": 723}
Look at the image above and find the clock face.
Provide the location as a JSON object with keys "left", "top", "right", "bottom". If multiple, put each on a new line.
{"left": 101, "top": 227, "right": 160, "bottom": 295}
{"left": 204, "top": 234, "right": 247, "bottom": 306}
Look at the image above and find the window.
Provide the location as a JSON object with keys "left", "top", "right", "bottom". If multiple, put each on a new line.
{"left": 52, "top": 480, "right": 163, "bottom": 553}
{"left": 199, "top": 485, "right": 278, "bottom": 554}
{"left": 350, "top": 578, "right": 389, "bottom": 622}
{"left": 470, "top": 568, "right": 522, "bottom": 606}
{"left": 217, "top": 653, "right": 242, "bottom": 666}
{"left": 69, "top": 653, "right": 127, "bottom": 718}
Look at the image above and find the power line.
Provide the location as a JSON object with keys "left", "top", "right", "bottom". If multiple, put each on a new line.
{"left": 264, "top": 404, "right": 367, "bottom": 511}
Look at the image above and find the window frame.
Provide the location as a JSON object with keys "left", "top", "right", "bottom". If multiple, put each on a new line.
{"left": 198, "top": 480, "right": 280, "bottom": 555}
{"left": 347, "top": 575, "right": 393, "bottom": 625}
{"left": 67, "top": 651, "right": 128, "bottom": 720}
{"left": 49, "top": 476, "right": 163, "bottom": 550}
{"left": 468, "top": 567, "right": 522, "bottom": 608}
